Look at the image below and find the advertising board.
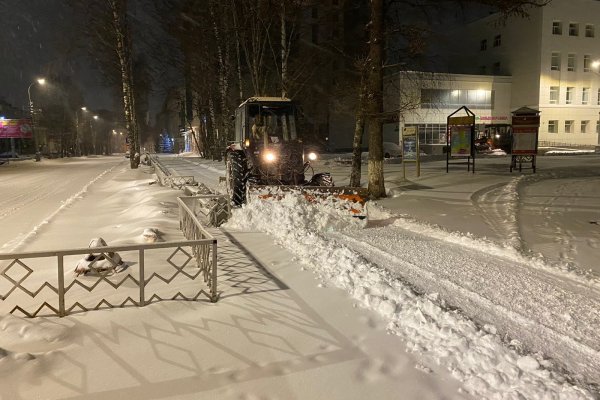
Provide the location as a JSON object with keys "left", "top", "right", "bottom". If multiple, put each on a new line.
{"left": 0, "top": 119, "right": 33, "bottom": 139}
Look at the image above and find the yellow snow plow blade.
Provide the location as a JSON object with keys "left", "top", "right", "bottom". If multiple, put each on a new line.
{"left": 247, "top": 185, "right": 369, "bottom": 218}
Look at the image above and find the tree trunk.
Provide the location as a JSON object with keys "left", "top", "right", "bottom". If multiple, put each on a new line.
{"left": 231, "top": 0, "right": 244, "bottom": 103}
{"left": 281, "top": 1, "right": 287, "bottom": 98}
{"left": 350, "top": 114, "right": 365, "bottom": 187}
{"left": 366, "top": 0, "right": 385, "bottom": 198}
{"left": 109, "top": 0, "right": 139, "bottom": 169}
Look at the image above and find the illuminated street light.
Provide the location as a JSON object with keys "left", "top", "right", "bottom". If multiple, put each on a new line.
{"left": 27, "top": 77, "right": 46, "bottom": 152}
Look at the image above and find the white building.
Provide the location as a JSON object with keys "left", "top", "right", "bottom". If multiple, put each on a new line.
{"left": 446, "top": 0, "right": 600, "bottom": 146}
{"left": 385, "top": 72, "right": 513, "bottom": 153}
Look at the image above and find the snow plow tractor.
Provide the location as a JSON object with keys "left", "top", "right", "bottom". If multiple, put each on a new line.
{"left": 225, "top": 97, "right": 368, "bottom": 217}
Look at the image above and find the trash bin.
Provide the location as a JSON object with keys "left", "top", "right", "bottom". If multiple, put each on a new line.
{"left": 35, "top": 152, "right": 41, "bottom": 162}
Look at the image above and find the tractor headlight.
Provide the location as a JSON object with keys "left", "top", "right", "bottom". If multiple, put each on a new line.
{"left": 307, "top": 152, "right": 318, "bottom": 161}
{"left": 264, "top": 151, "right": 277, "bottom": 162}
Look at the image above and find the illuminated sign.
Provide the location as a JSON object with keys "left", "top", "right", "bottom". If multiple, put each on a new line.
{"left": 0, "top": 119, "right": 33, "bottom": 139}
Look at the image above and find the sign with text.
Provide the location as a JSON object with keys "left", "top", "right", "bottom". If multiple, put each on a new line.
{"left": 511, "top": 114, "right": 539, "bottom": 155}
{"left": 0, "top": 119, "right": 33, "bottom": 139}
{"left": 450, "top": 125, "right": 472, "bottom": 157}
{"left": 402, "top": 126, "right": 418, "bottom": 161}
{"left": 511, "top": 127, "right": 538, "bottom": 154}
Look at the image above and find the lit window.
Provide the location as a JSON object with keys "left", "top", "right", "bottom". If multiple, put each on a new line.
{"left": 566, "top": 87, "right": 574, "bottom": 104}
{"left": 585, "top": 24, "right": 594, "bottom": 37}
{"left": 565, "top": 120, "right": 574, "bottom": 133}
{"left": 582, "top": 87, "right": 590, "bottom": 104}
{"left": 581, "top": 120, "right": 589, "bottom": 133}
{"left": 569, "top": 23, "right": 579, "bottom": 36}
{"left": 584, "top": 55, "right": 591, "bottom": 72}
{"left": 549, "top": 86, "right": 560, "bottom": 104}
{"left": 548, "top": 120, "right": 558, "bottom": 133}
{"left": 493, "top": 35, "right": 501, "bottom": 47}
{"left": 551, "top": 52, "right": 561, "bottom": 71}
{"left": 480, "top": 39, "right": 487, "bottom": 51}
{"left": 567, "top": 54, "right": 576, "bottom": 71}
{"left": 552, "top": 21, "right": 562, "bottom": 35}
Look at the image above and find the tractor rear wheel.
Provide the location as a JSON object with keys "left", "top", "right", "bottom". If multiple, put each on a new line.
{"left": 226, "top": 151, "right": 247, "bottom": 206}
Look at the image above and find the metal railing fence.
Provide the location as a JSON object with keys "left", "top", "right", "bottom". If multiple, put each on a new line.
{"left": 0, "top": 239, "right": 218, "bottom": 318}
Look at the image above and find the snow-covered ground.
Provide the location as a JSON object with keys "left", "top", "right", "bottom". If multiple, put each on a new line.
{"left": 1, "top": 154, "right": 599, "bottom": 399}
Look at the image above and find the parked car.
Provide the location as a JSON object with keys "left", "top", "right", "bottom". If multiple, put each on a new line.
{"left": 383, "top": 141, "right": 402, "bottom": 158}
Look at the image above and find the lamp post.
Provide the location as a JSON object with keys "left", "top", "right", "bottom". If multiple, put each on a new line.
{"left": 27, "top": 78, "right": 46, "bottom": 152}
{"left": 92, "top": 115, "right": 99, "bottom": 154}
{"left": 593, "top": 61, "right": 600, "bottom": 152}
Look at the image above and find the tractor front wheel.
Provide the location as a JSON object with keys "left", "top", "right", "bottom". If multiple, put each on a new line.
{"left": 226, "top": 151, "right": 247, "bottom": 206}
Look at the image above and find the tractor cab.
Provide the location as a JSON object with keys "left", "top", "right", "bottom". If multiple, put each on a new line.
{"left": 234, "top": 97, "right": 299, "bottom": 148}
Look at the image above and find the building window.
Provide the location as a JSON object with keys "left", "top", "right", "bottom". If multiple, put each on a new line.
{"left": 551, "top": 52, "right": 561, "bottom": 71}
{"left": 493, "top": 62, "right": 501, "bottom": 74}
{"left": 493, "top": 34, "right": 501, "bottom": 47}
{"left": 548, "top": 120, "right": 558, "bottom": 133}
{"left": 567, "top": 54, "right": 576, "bottom": 71}
{"left": 420, "top": 89, "right": 494, "bottom": 109}
{"left": 598, "top": 88, "right": 600, "bottom": 105}
{"left": 311, "top": 24, "right": 319, "bottom": 44}
{"left": 549, "top": 86, "right": 560, "bottom": 104}
{"left": 311, "top": 7, "right": 318, "bottom": 19}
{"left": 480, "top": 39, "right": 487, "bottom": 51}
{"left": 566, "top": 87, "right": 575, "bottom": 104}
{"left": 552, "top": 21, "right": 562, "bottom": 35}
{"left": 584, "top": 55, "right": 591, "bottom": 72}
{"left": 565, "top": 120, "right": 574, "bottom": 133}
{"left": 569, "top": 23, "right": 579, "bottom": 36}
{"left": 582, "top": 87, "right": 590, "bottom": 104}
{"left": 585, "top": 24, "right": 595, "bottom": 37}
{"left": 597, "top": 120, "right": 600, "bottom": 134}
{"left": 581, "top": 120, "right": 589, "bottom": 133}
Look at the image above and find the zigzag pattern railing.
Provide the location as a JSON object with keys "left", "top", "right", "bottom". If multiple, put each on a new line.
{"left": 0, "top": 240, "right": 218, "bottom": 318}
{"left": 149, "top": 155, "right": 197, "bottom": 190}
{"left": 178, "top": 196, "right": 230, "bottom": 228}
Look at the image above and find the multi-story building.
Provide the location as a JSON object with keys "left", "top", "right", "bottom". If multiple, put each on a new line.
{"left": 446, "top": 0, "right": 600, "bottom": 146}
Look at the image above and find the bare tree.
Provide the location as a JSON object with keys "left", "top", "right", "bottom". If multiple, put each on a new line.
{"left": 71, "top": 0, "right": 141, "bottom": 167}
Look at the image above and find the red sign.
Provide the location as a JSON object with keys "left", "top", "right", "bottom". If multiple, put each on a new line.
{"left": 0, "top": 119, "right": 33, "bottom": 139}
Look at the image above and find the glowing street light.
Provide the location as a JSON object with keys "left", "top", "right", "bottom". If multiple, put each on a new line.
{"left": 27, "top": 77, "right": 46, "bottom": 152}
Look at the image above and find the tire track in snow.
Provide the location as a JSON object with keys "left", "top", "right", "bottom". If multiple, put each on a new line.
{"left": 1, "top": 165, "right": 119, "bottom": 253}
{"left": 329, "top": 225, "right": 600, "bottom": 389}
{"left": 470, "top": 178, "right": 523, "bottom": 251}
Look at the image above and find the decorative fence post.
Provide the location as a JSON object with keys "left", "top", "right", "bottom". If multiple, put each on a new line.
{"left": 57, "top": 254, "right": 66, "bottom": 317}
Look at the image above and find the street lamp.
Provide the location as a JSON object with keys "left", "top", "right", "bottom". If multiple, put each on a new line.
{"left": 27, "top": 78, "right": 46, "bottom": 152}
{"left": 90, "top": 115, "right": 99, "bottom": 154}
{"left": 592, "top": 60, "right": 600, "bottom": 152}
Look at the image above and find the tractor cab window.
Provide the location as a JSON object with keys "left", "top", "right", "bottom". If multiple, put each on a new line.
{"left": 248, "top": 104, "right": 298, "bottom": 144}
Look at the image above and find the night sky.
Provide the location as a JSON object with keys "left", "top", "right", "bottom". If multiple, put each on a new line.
{"left": 1, "top": 0, "right": 118, "bottom": 114}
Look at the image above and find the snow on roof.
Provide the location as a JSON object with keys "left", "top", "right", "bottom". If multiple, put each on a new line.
{"left": 239, "top": 96, "right": 292, "bottom": 107}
